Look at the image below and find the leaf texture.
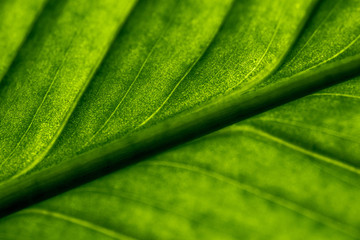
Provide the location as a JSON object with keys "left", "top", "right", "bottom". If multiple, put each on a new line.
{"left": 1, "top": 0, "right": 360, "bottom": 239}
{"left": 37, "top": 0, "right": 315, "bottom": 174}
{"left": 1, "top": 82, "right": 359, "bottom": 239}
{"left": 0, "top": 0, "right": 48, "bottom": 81}
{"left": 0, "top": 0, "right": 136, "bottom": 181}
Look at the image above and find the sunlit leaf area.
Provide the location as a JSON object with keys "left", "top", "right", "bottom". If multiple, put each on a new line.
{"left": 0, "top": 0, "right": 360, "bottom": 239}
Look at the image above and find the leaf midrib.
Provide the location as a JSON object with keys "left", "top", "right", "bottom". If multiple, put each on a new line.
{"left": 1, "top": 52, "right": 360, "bottom": 219}
{"left": 5, "top": 0, "right": 360, "bottom": 223}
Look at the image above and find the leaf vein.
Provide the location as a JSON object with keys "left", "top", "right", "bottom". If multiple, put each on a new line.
{"left": 18, "top": 208, "right": 137, "bottom": 240}
{"left": 284, "top": 0, "right": 341, "bottom": 67}
{"left": 311, "top": 92, "right": 360, "bottom": 100}
{"left": 232, "top": 125, "right": 360, "bottom": 175}
{"left": 252, "top": 118, "right": 360, "bottom": 143}
{"left": 0, "top": 32, "right": 77, "bottom": 170}
{"left": 144, "top": 160, "right": 360, "bottom": 238}
{"left": 85, "top": 2, "right": 179, "bottom": 145}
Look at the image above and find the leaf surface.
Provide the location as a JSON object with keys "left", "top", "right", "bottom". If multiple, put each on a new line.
{"left": 0, "top": 0, "right": 360, "bottom": 239}
{"left": 38, "top": 0, "right": 315, "bottom": 173}
{"left": 0, "top": 0, "right": 136, "bottom": 181}
{"left": 1, "top": 81, "right": 359, "bottom": 239}
{"left": 0, "top": 0, "right": 48, "bottom": 81}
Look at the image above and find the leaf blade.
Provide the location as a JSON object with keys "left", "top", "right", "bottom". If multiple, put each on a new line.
{"left": 0, "top": 0, "right": 136, "bottom": 181}
{"left": 1, "top": 0, "right": 360, "bottom": 239}
{"left": 0, "top": 0, "right": 48, "bottom": 81}
{"left": 38, "top": 0, "right": 317, "bottom": 174}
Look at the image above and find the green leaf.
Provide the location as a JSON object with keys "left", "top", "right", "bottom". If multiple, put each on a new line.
{"left": 34, "top": 0, "right": 315, "bottom": 175}
{"left": 2, "top": 81, "right": 360, "bottom": 238}
{"left": 0, "top": 0, "right": 136, "bottom": 181}
{"left": 0, "top": 0, "right": 48, "bottom": 81}
{"left": 1, "top": 0, "right": 360, "bottom": 239}
{"left": 38, "top": 0, "right": 234, "bottom": 170}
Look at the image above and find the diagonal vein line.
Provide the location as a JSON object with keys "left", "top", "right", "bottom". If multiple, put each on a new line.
{"left": 84, "top": 2, "right": 179, "bottom": 146}
{"left": 18, "top": 208, "right": 137, "bottom": 240}
{"left": 238, "top": 1, "right": 285, "bottom": 83}
{"left": 241, "top": 1, "right": 284, "bottom": 82}
{"left": 7, "top": 4, "right": 135, "bottom": 179}
{"left": 84, "top": 41, "right": 156, "bottom": 145}
{"left": 222, "top": 1, "right": 285, "bottom": 89}
{"left": 232, "top": 125, "right": 360, "bottom": 175}
{"left": 137, "top": 45, "right": 207, "bottom": 128}
{"left": 200, "top": 1, "right": 285, "bottom": 96}
{"left": 145, "top": 160, "right": 360, "bottom": 238}
{"left": 0, "top": 76, "right": 56, "bottom": 168}
{"left": 311, "top": 92, "right": 360, "bottom": 100}
{"left": 138, "top": 15, "right": 281, "bottom": 127}
{"left": 0, "top": 33, "right": 77, "bottom": 169}
{"left": 252, "top": 118, "right": 360, "bottom": 143}
{"left": 75, "top": 187, "right": 253, "bottom": 237}
{"left": 75, "top": 188, "right": 194, "bottom": 222}
{"left": 201, "top": 8, "right": 255, "bottom": 88}
{"left": 303, "top": 32, "right": 360, "bottom": 73}
{"left": 0, "top": 0, "right": 49, "bottom": 83}
{"left": 284, "top": 0, "right": 341, "bottom": 67}
{"left": 228, "top": 1, "right": 286, "bottom": 93}
{"left": 137, "top": 6, "right": 237, "bottom": 128}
